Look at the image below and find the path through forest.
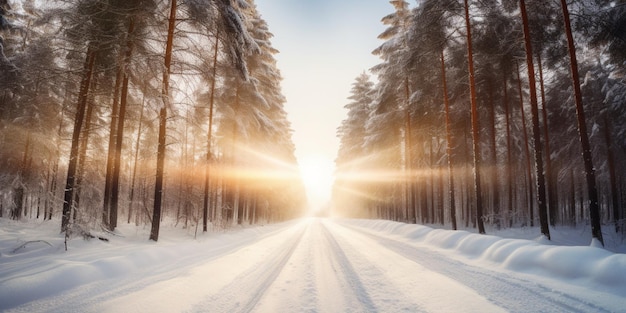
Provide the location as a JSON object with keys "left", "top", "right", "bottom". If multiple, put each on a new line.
{"left": 3, "top": 218, "right": 622, "bottom": 313}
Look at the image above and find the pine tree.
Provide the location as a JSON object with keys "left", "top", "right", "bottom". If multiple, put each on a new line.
{"left": 519, "top": 0, "right": 550, "bottom": 240}
{"left": 150, "top": 0, "right": 177, "bottom": 242}
{"left": 368, "top": 0, "right": 412, "bottom": 221}
{"left": 335, "top": 73, "right": 374, "bottom": 216}
{"left": 559, "top": 0, "right": 603, "bottom": 246}
{"left": 463, "top": 0, "right": 485, "bottom": 234}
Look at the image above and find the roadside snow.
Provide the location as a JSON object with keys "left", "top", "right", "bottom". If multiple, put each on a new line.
{"left": 0, "top": 218, "right": 294, "bottom": 311}
{"left": 343, "top": 219, "right": 626, "bottom": 303}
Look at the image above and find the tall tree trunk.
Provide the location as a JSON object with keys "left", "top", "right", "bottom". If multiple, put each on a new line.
{"left": 487, "top": 85, "right": 500, "bottom": 227}
{"left": 463, "top": 0, "right": 485, "bottom": 234}
{"left": 441, "top": 51, "right": 456, "bottom": 230}
{"left": 203, "top": 32, "right": 219, "bottom": 232}
{"left": 187, "top": 136, "right": 196, "bottom": 228}
{"left": 559, "top": 0, "right": 604, "bottom": 246}
{"left": 429, "top": 140, "right": 435, "bottom": 224}
{"left": 462, "top": 129, "right": 472, "bottom": 228}
{"left": 503, "top": 69, "right": 514, "bottom": 227}
{"left": 516, "top": 61, "right": 534, "bottom": 227}
{"left": 603, "top": 116, "right": 620, "bottom": 233}
{"left": 48, "top": 105, "right": 66, "bottom": 221}
{"left": 48, "top": 158, "right": 58, "bottom": 220}
{"left": 74, "top": 83, "right": 96, "bottom": 221}
{"left": 437, "top": 147, "right": 444, "bottom": 225}
{"left": 175, "top": 111, "right": 189, "bottom": 227}
{"left": 151, "top": 107, "right": 167, "bottom": 241}
{"left": 62, "top": 45, "right": 96, "bottom": 233}
{"left": 537, "top": 53, "right": 557, "bottom": 227}
{"left": 42, "top": 167, "right": 51, "bottom": 219}
{"left": 151, "top": 0, "right": 177, "bottom": 242}
{"left": 520, "top": 0, "right": 550, "bottom": 239}
{"left": 110, "top": 19, "right": 136, "bottom": 230}
{"left": 36, "top": 185, "right": 42, "bottom": 219}
{"left": 102, "top": 66, "right": 122, "bottom": 229}
{"left": 230, "top": 85, "right": 241, "bottom": 226}
{"left": 404, "top": 77, "right": 416, "bottom": 224}
{"left": 211, "top": 173, "right": 219, "bottom": 222}
{"left": 127, "top": 96, "right": 145, "bottom": 224}
{"left": 416, "top": 146, "right": 423, "bottom": 223}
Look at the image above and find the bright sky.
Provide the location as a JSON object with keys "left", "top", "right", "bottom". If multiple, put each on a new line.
{"left": 253, "top": 0, "right": 393, "bottom": 210}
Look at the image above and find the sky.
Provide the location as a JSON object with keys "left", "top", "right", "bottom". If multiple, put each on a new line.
{"left": 253, "top": 0, "right": 395, "bottom": 209}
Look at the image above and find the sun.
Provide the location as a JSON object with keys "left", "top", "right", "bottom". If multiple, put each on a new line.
{"left": 299, "top": 156, "right": 334, "bottom": 211}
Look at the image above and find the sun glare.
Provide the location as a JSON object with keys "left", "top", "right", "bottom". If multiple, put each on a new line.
{"left": 299, "top": 156, "right": 334, "bottom": 211}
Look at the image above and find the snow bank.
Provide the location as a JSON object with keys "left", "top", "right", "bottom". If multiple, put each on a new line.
{"left": 343, "top": 219, "right": 626, "bottom": 296}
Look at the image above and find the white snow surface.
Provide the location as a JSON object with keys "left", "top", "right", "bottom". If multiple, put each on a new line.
{"left": 1, "top": 217, "right": 625, "bottom": 312}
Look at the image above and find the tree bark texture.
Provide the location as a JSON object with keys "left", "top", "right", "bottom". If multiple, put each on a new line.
{"left": 559, "top": 0, "right": 604, "bottom": 246}
{"left": 464, "top": 0, "right": 485, "bottom": 234}
{"left": 62, "top": 45, "right": 96, "bottom": 232}
{"left": 520, "top": 0, "right": 550, "bottom": 240}
{"left": 151, "top": 0, "right": 177, "bottom": 241}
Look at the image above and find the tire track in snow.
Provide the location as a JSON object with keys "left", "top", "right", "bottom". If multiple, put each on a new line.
{"left": 250, "top": 221, "right": 320, "bottom": 312}
{"left": 321, "top": 220, "right": 471, "bottom": 313}
{"left": 187, "top": 222, "right": 308, "bottom": 313}
{"left": 338, "top": 222, "right": 612, "bottom": 313}
{"left": 317, "top": 221, "right": 377, "bottom": 312}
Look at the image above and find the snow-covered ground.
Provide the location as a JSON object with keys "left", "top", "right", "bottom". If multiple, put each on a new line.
{"left": 1, "top": 217, "right": 625, "bottom": 312}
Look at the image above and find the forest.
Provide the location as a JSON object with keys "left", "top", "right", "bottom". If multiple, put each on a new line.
{"left": 0, "top": 0, "right": 307, "bottom": 241}
{"left": 334, "top": 0, "right": 626, "bottom": 246}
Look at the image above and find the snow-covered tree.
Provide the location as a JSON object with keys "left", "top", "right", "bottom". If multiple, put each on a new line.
{"left": 365, "top": 0, "right": 412, "bottom": 221}
{"left": 334, "top": 72, "right": 374, "bottom": 217}
{"left": 337, "top": 0, "right": 626, "bottom": 243}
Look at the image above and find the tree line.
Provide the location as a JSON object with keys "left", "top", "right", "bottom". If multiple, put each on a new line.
{"left": 0, "top": 0, "right": 306, "bottom": 241}
{"left": 334, "top": 0, "right": 625, "bottom": 246}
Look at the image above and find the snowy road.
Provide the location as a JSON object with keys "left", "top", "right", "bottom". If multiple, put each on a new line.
{"left": 2, "top": 218, "right": 623, "bottom": 312}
